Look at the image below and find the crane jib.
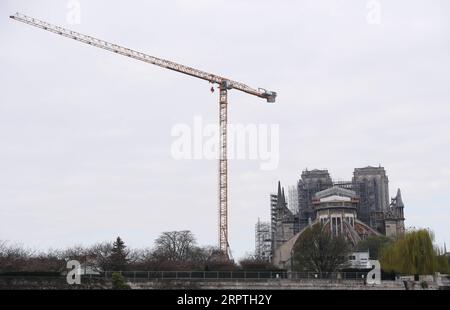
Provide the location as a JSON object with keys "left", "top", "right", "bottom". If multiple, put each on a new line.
{"left": 10, "top": 12, "right": 276, "bottom": 103}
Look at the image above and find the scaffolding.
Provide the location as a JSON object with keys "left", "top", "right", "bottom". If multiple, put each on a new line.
{"left": 255, "top": 219, "right": 272, "bottom": 262}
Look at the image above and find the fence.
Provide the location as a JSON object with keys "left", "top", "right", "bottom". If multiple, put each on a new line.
{"left": 98, "top": 271, "right": 369, "bottom": 282}
{"left": 0, "top": 270, "right": 372, "bottom": 282}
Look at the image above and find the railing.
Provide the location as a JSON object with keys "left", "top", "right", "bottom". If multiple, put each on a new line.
{"left": 0, "top": 271, "right": 371, "bottom": 282}
{"left": 97, "top": 271, "right": 369, "bottom": 282}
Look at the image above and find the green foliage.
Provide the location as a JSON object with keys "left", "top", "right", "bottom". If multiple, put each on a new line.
{"left": 293, "top": 224, "right": 350, "bottom": 273}
{"left": 421, "top": 281, "right": 428, "bottom": 289}
{"left": 109, "top": 237, "right": 129, "bottom": 271}
{"left": 356, "top": 235, "right": 392, "bottom": 259}
{"left": 436, "top": 255, "right": 450, "bottom": 274}
{"left": 380, "top": 229, "right": 450, "bottom": 275}
{"left": 111, "top": 272, "right": 130, "bottom": 290}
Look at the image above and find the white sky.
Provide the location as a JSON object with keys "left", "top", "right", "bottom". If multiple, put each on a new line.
{"left": 1, "top": 0, "right": 449, "bottom": 259}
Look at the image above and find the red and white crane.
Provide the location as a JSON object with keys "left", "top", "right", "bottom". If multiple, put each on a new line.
{"left": 10, "top": 12, "right": 277, "bottom": 258}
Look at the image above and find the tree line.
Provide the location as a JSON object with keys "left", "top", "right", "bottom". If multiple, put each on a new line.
{"left": 292, "top": 224, "right": 450, "bottom": 275}
{"left": 2, "top": 227, "right": 448, "bottom": 276}
{"left": 0, "top": 231, "right": 278, "bottom": 273}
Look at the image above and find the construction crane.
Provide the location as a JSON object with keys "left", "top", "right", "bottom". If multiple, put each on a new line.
{"left": 10, "top": 12, "right": 277, "bottom": 259}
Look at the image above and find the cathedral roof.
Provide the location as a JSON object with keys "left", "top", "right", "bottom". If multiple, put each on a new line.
{"left": 315, "top": 186, "right": 357, "bottom": 199}
{"left": 319, "top": 195, "right": 352, "bottom": 203}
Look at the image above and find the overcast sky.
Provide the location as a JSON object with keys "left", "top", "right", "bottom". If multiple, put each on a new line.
{"left": 1, "top": 0, "right": 449, "bottom": 259}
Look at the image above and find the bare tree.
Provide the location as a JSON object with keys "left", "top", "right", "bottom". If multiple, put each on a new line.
{"left": 0, "top": 241, "right": 64, "bottom": 272}
{"left": 58, "top": 245, "right": 89, "bottom": 262}
{"left": 0, "top": 240, "right": 7, "bottom": 253}
{"left": 126, "top": 247, "right": 153, "bottom": 270}
{"left": 153, "top": 231, "right": 197, "bottom": 262}
{"left": 190, "top": 246, "right": 217, "bottom": 264}
{"left": 239, "top": 256, "right": 279, "bottom": 271}
{"left": 0, "top": 241, "right": 34, "bottom": 272}
{"left": 87, "top": 242, "right": 113, "bottom": 271}
{"left": 26, "top": 250, "right": 65, "bottom": 272}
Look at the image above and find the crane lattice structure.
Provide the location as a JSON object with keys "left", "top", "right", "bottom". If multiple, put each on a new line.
{"left": 10, "top": 12, "right": 277, "bottom": 258}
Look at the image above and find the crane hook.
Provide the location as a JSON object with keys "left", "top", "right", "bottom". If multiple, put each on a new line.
{"left": 210, "top": 86, "right": 215, "bottom": 94}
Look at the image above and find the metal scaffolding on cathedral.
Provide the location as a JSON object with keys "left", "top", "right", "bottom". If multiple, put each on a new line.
{"left": 258, "top": 166, "right": 406, "bottom": 267}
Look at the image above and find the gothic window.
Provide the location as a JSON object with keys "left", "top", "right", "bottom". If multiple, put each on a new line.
{"left": 337, "top": 217, "right": 341, "bottom": 236}
{"left": 331, "top": 217, "right": 336, "bottom": 237}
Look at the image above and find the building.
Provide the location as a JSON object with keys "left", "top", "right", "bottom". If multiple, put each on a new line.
{"left": 255, "top": 219, "right": 272, "bottom": 261}
{"left": 383, "top": 189, "right": 406, "bottom": 237}
{"left": 353, "top": 166, "right": 390, "bottom": 229}
{"left": 272, "top": 186, "right": 381, "bottom": 269}
{"left": 287, "top": 185, "right": 299, "bottom": 215}
{"left": 297, "top": 169, "right": 333, "bottom": 229}
{"left": 294, "top": 166, "right": 404, "bottom": 233}
{"left": 270, "top": 182, "right": 297, "bottom": 254}
{"left": 347, "top": 251, "right": 371, "bottom": 269}
{"left": 264, "top": 166, "right": 406, "bottom": 269}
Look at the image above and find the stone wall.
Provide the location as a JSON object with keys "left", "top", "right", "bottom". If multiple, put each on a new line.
{"left": 1, "top": 276, "right": 447, "bottom": 290}
{"left": 0, "top": 276, "right": 110, "bottom": 290}
{"left": 129, "top": 279, "right": 406, "bottom": 290}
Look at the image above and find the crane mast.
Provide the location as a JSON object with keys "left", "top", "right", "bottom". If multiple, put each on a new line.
{"left": 10, "top": 12, "right": 277, "bottom": 258}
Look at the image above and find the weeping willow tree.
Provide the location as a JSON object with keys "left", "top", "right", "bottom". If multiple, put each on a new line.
{"left": 380, "top": 229, "right": 450, "bottom": 275}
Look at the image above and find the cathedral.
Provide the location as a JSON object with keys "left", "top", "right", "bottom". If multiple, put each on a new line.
{"left": 256, "top": 166, "right": 406, "bottom": 268}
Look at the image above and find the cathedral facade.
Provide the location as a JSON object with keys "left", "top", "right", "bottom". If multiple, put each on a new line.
{"left": 259, "top": 166, "right": 406, "bottom": 267}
